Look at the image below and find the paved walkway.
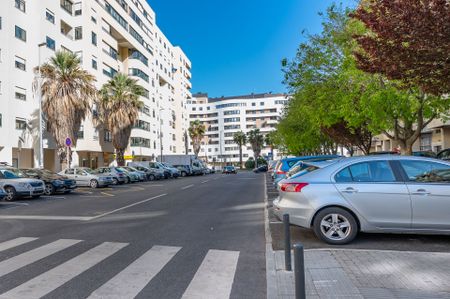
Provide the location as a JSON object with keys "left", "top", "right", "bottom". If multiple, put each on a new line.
{"left": 269, "top": 248, "right": 450, "bottom": 299}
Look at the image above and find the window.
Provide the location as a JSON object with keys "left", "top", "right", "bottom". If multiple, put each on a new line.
{"left": 15, "top": 118, "right": 27, "bottom": 130}
{"left": 335, "top": 161, "right": 396, "bottom": 183}
{"left": 92, "top": 58, "right": 97, "bottom": 69}
{"left": 104, "top": 130, "right": 112, "bottom": 142}
{"left": 131, "top": 137, "right": 151, "bottom": 148}
{"left": 65, "top": 169, "right": 75, "bottom": 175}
{"left": 91, "top": 32, "right": 97, "bottom": 46}
{"left": 61, "top": 0, "right": 73, "bottom": 14}
{"left": 15, "top": 89, "right": 26, "bottom": 101}
{"left": 15, "top": 26, "right": 26, "bottom": 42}
{"left": 75, "top": 27, "right": 82, "bottom": 40}
{"left": 0, "top": 113, "right": 2, "bottom": 127}
{"left": 77, "top": 125, "right": 84, "bottom": 139}
{"left": 46, "top": 36, "right": 55, "bottom": 50}
{"left": 260, "top": 102, "right": 265, "bottom": 106}
{"left": 91, "top": 16, "right": 97, "bottom": 23}
{"left": 46, "top": 10, "right": 55, "bottom": 23}
{"left": 15, "top": 0, "right": 25, "bottom": 12}
{"left": 399, "top": 160, "right": 450, "bottom": 183}
{"left": 15, "top": 56, "right": 26, "bottom": 71}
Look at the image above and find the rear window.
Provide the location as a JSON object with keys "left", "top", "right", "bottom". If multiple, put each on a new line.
{"left": 290, "top": 165, "right": 319, "bottom": 179}
{"left": 287, "top": 159, "right": 300, "bottom": 168}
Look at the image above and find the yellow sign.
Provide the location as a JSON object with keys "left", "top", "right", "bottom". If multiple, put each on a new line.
{"left": 124, "top": 155, "right": 134, "bottom": 160}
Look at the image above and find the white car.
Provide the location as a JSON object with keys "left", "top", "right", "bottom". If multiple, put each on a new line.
{"left": 59, "top": 167, "right": 114, "bottom": 188}
{"left": 0, "top": 168, "right": 45, "bottom": 201}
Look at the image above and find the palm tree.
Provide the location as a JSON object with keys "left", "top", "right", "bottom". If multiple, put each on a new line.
{"left": 36, "top": 51, "right": 97, "bottom": 168}
{"left": 188, "top": 120, "right": 206, "bottom": 157}
{"left": 247, "top": 129, "right": 264, "bottom": 168}
{"left": 97, "top": 73, "right": 144, "bottom": 166}
{"left": 233, "top": 131, "right": 247, "bottom": 169}
{"left": 265, "top": 131, "right": 277, "bottom": 160}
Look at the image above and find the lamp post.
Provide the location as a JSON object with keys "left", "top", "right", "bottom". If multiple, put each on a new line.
{"left": 159, "top": 108, "right": 165, "bottom": 163}
{"left": 37, "top": 42, "right": 46, "bottom": 169}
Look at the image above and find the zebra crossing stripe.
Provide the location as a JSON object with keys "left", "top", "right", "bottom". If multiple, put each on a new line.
{"left": 88, "top": 245, "right": 181, "bottom": 299}
{"left": 0, "top": 242, "right": 128, "bottom": 299}
{"left": 0, "top": 237, "right": 38, "bottom": 253}
{"left": 182, "top": 249, "right": 240, "bottom": 299}
{"left": 0, "top": 239, "right": 81, "bottom": 278}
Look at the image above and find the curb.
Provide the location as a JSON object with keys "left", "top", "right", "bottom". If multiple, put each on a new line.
{"left": 264, "top": 174, "right": 278, "bottom": 299}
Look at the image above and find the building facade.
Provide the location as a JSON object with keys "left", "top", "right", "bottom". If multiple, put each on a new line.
{"left": 187, "top": 93, "right": 289, "bottom": 165}
{"left": 0, "top": 0, "right": 192, "bottom": 171}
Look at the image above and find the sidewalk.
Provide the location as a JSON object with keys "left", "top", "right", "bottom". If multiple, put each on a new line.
{"left": 264, "top": 175, "right": 450, "bottom": 299}
{"left": 268, "top": 247, "right": 450, "bottom": 299}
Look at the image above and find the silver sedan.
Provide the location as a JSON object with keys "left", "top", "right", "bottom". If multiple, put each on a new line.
{"left": 273, "top": 156, "right": 450, "bottom": 244}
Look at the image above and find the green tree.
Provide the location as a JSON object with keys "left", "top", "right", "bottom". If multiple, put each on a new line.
{"left": 97, "top": 73, "right": 145, "bottom": 166}
{"left": 247, "top": 129, "right": 264, "bottom": 167}
{"left": 36, "top": 51, "right": 97, "bottom": 168}
{"left": 233, "top": 131, "right": 247, "bottom": 169}
{"left": 188, "top": 120, "right": 206, "bottom": 157}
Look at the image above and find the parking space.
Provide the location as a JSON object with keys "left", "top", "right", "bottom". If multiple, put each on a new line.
{"left": 266, "top": 174, "right": 450, "bottom": 253}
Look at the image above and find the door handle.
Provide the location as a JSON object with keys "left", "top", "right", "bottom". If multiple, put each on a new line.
{"left": 341, "top": 187, "right": 358, "bottom": 194}
{"left": 412, "top": 189, "right": 431, "bottom": 196}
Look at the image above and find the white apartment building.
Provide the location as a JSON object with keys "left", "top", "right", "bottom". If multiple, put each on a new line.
{"left": 0, "top": 0, "right": 192, "bottom": 171}
{"left": 187, "top": 93, "right": 289, "bottom": 165}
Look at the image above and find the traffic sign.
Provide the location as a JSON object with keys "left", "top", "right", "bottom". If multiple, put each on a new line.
{"left": 65, "top": 137, "right": 72, "bottom": 147}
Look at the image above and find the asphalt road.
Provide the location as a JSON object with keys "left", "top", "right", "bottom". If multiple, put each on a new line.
{"left": 0, "top": 172, "right": 267, "bottom": 299}
{"left": 266, "top": 174, "right": 450, "bottom": 252}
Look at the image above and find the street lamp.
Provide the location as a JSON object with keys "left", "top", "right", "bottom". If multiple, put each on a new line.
{"left": 159, "top": 108, "right": 165, "bottom": 163}
{"left": 37, "top": 42, "right": 46, "bottom": 169}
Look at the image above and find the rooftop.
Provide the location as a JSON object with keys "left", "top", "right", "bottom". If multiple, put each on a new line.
{"left": 192, "top": 92, "right": 287, "bottom": 103}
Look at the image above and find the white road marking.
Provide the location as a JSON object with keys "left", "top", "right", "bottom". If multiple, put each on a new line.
{"left": 0, "top": 242, "right": 128, "bottom": 299}
{"left": 100, "top": 192, "right": 115, "bottom": 197}
{"left": 0, "top": 202, "right": 29, "bottom": 206}
{"left": 182, "top": 249, "right": 240, "bottom": 299}
{"left": 181, "top": 184, "right": 194, "bottom": 190}
{"left": 201, "top": 180, "right": 210, "bottom": 184}
{"left": 0, "top": 237, "right": 38, "bottom": 253}
{"left": 40, "top": 196, "right": 66, "bottom": 199}
{"left": 0, "top": 215, "right": 93, "bottom": 221}
{"left": 88, "top": 245, "right": 181, "bottom": 299}
{"left": 0, "top": 239, "right": 82, "bottom": 278}
{"left": 90, "top": 193, "right": 167, "bottom": 220}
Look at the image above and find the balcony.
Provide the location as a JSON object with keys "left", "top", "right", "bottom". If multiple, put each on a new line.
{"left": 60, "top": 0, "right": 82, "bottom": 16}
{"left": 60, "top": 20, "right": 74, "bottom": 40}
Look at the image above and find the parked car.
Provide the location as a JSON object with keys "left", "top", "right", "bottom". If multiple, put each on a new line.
{"left": 116, "top": 167, "right": 140, "bottom": 183}
{"left": 148, "top": 162, "right": 170, "bottom": 179}
{"left": 223, "top": 166, "right": 237, "bottom": 174}
{"left": 173, "top": 165, "right": 192, "bottom": 177}
{"left": 160, "top": 163, "right": 181, "bottom": 178}
{"left": 413, "top": 151, "right": 437, "bottom": 158}
{"left": 59, "top": 167, "right": 113, "bottom": 188}
{"left": 95, "top": 167, "right": 128, "bottom": 185}
{"left": 253, "top": 165, "right": 268, "bottom": 173}
{"left": 437, "top": 148, "right": 450, "bottom": 161}
{"left": 0, "top": 168, "right": 45, "bottom": 201}
{"left": 273, "top": 156, "right": 450, "bottom": 245}
{"left": 130, "top": 165, "right": 163, "bottom": 181}
{"left": 120, "top": 166, "right": 146, "bottom": 182}
{"left": 273, "top": 155, "right": 341, "bottom": 185}
{"left": 18, "top": 168, "right": 77, "bottom": 195}
{"left": 0, "top": 187, "right": 5, "bottom": 200}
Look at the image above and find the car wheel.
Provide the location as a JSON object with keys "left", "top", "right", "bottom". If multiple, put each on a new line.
{"left": 44, "top": 183, "right": 55, "bottom": 195}
{"left": 124, "top": 176, "right": 130, "bottom": 184}
{"left": 181, "top": 171, "right": 187, "bottom": 177}
{"left": 313, "top": 207, "right": 358, "bottom": 245}
{"left": 112, "top": 178, "right": 119, "bottom": 185}
{"left": 4, "top": 186, "right": 17, "bottom": 201}
{"left": 90, "top": 179, "right": 99, "bottom": 189}
{"left": 148, "top": 174, "right": 155, "bottom": 181}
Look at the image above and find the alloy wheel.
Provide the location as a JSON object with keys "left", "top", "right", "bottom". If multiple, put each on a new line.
{"left": 320, "top": 213, "right": 352, "bottom": 241}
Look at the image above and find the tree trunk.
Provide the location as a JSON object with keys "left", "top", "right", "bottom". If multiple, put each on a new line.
{"left": 239, "top": 146, "right": 243, "bottom": 169}
{"left": 116, "top": 148, "right": 125, "bottom": 166}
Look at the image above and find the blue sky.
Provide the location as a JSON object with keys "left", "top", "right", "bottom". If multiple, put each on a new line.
{"left": 148, "top": 1, "right": 356, "bottom": 97}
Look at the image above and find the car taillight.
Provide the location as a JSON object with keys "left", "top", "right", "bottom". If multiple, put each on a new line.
{"left": 280, "top": 183, "right": 309, "bottom": 192}
{"left": 276, "top": 171, "right": 286, "bottom": 175}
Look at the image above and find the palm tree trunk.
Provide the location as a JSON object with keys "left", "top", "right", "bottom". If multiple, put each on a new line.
{"left": 239, "top": 146, "right": 243, "bottom": 169}
{"left": 116, "top": 148, "right": 125, "bottom": 166}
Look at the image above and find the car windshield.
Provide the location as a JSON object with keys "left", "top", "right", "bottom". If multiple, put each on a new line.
{"left": 117, "top": 167, "right": 128, "bottom": 173}
{"left": 83, "top": 168, "right": 94, "bottom": 174}
{"left": 0, "top": 169, "right": 20, "bottom": 179}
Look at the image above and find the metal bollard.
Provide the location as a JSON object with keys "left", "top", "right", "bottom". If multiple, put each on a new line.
{"left": 283, "top": 214, "right": 291, "bottom": 271}
{"left": 294, "top": 243, "right": 306, "bottom": 299}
